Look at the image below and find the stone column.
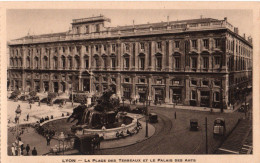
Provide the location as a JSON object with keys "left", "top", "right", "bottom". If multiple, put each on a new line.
{"left": 184, "top": 75, "right": 190, "bottom": 105}
{"left": 116, "top": 73, "right": 121, "bottom": 97}
{"left": 169, "top": 40, "right": 173, "bottom": 71}
{"left": 134, "top": 42, "right": 138, "bottom": 70}
{"left": 131, "top": 74, "right": 136, "bottom": 99}
{"left": 151, "top": 41, "right": 155, "bottom": 70}
{"left": 162, "top": 41, "right": 166, "bottom": 71}
{"left": 165, "top": 75, "right": 170, "bottom": 103}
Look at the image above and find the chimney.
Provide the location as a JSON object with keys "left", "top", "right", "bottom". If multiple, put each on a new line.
{"left": 243, "top": 33, "right": 246, "bottom": 39}
{"left": 234, "top": 27, "right": 239, "bottom": 34}
{"left": 248, "top": 36, "right": 252, "bottom": 44}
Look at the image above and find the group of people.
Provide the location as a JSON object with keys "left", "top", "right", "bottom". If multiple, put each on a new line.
{"left": 11, "top": 142, "right": 38, "bottom": 156}
{"left": 39, "top": 116, "right": 51, "bottom": 123}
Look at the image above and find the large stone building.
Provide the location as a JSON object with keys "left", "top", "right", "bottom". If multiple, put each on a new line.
{"left": 7, "top": 15, "right": 252, "bottom": 109}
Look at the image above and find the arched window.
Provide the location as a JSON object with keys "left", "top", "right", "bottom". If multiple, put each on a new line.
{"left": 61, "top": 55, "right": 66, "bottom": 69}
{"left": 53, "top": 56, "right": 58, "bottom": 69}
{"left": 123, "top": 54, "right": 130, "bottom": 70}
{"left": 84, "top": 55, "right": 89, "bottom": 69}
{"left": 102, "top": 55, "right": 107, "bottom": 69}
{"left": 68, "top": 56, "right": 72, "bottom": 69}
{"left": 26, "top": 57, "right": 30, "bottom": 68}
{"left": 138, "top": 53, "right": 145, "bottom": 70}
{"left": 43, "top": 56, "right": 48, "bottom": 69}
{"left": 34, "top": 57, "right": 39, "bottom": 69}
{"left": 75, "top": 55, "right": 80, "bottom": 69}
{"left": 155, "top": 53, "right": 162, "bottom": 71}
{"left": 110, "top": 54, "right": 116, "bottom": 70}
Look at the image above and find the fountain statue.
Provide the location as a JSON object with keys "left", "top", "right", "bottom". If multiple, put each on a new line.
{"left": 67, "top": 90, "right": 120, "bottom": 130}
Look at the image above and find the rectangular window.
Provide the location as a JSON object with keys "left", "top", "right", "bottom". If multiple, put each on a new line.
{"left": 192, "top": 40, "right": 197, "bottom": 49}
{"left": 172, "top": 80, "right": 180, "bottom": 85}
{"left": 112, "top": 78, "right": 116, "bottom": 82}
{"left": 112, "top": 44, "right": 116, "bottom": 52}
{"left": 157, "top": 42, "right": 162, "bottom": 49}
{"left": 140, "top": 43, "right": 145, "bottom": 50}
{"left": 125, "top": 58, "right": 129, "bottom": 68}
{"left": 85, "top": 25, "right": 89, "bottom": 33}
{"left": 175, "top": 57, "right": 180, "bottom": 69}
{"left": 95, "top": 45, "right": 99, "bottom": 52}
{"left": 156, "top": 79, "right": 163, "bottom": 84}
{"left": 63, "top": 47, "right": 66, "bottom": 53}
{"left": 214, "top": 92, "right": 220, "bottom": 102}
{"left": 104, "top": 45, "right": 107, "bottom": 51}
{"left": 96, "top": 24, "right": 100, "bottom": 32}
{"left": 202, "top": 81, "right": 209, "bottom": 86}
{"left": 215, "top": 57, "right": 220, "bottom": 65}
{"left": 191, "top": 91, "right": 196, "bottom": 100}
{"left": 111, "top": 58, "right": 116, "bottom": 68}
{"left": 203, "top": 39, "right": 209, "bottom": 49}
{"left": 69, "top": 47, "right": 72, "bottom": 52}
{"left": 139, "top": 78, "right": 145, "bottom": 83}
{"left": 203, "top": 57, "right": 209, "bottom": 68}
{"left": 140, "top": 58, "right": 145, "bottom": 70}
{"left": 214, "top": 81, "right": 221, "bottom": 86}
{"left": 191, "top": 80, "right": 197, "bottom": 86}
{"left": 86, "top": 46, "right": 89, "bottom": 52}
{"left": 157, "top": 57, "right": 162, "bottom": 69}
{"left": 76, "top": 47, "right": 80, "bottom": 53}
{"left": 103, "top": 77, "right": 107, "bottom": 82}
{"left": 215, "top": 38, "right": 221, "bottom": 48}
{"left": 192, "top": 58, "right": 197, "bottom": 69}
{"left": 175, "top": 41, "right": 180, "bottom": 48}
{"left": 125, "top": 44, "right": 130, "bottom": 51}
{"left": 124, "top": 78, "right": 130, "bottom": 83}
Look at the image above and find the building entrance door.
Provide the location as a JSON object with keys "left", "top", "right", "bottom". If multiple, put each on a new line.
{"left": 200, "top": 91, "right": 210, "bottom": 107}
{"left": 35, "top": 81, "right": 40, "bottom": 92}
{"left": 155, "top": 88, "right": 164, "bottom": 103}
{"left": 53, "top": 82, "right": 59, "bottom": 93}
{"left": 139, "top": 93, "right": 146, "bottom": 102}
{"left": 172, "top": 88, "right": 182, "bottom": 103}
{"left": 44, "top": 82, "right": 49, "bottom": 92}
{"left": 61, "top": 82, "right": 66, "bottom": 92}
{"left": 83, "top": 79, "right": 90, "bottom": 92}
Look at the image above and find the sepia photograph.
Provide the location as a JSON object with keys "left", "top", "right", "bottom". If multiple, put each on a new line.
{"left": 1, "top": 2, "right": 259, "bottom": 162}
{"left": 5, "top": 8, "right": 254, "bottom": 156}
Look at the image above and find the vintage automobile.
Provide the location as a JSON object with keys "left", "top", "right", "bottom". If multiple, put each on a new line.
{"left": 238, "top": 103, "right": 249, "bottom": 113}
{"left": 213, "top": 118, "right": 226, "bottom": 136}
{"left": 190, "top": 119, "right": 199, "bottom": 131}
{"left": 149, "top": 113, "right": 158, "bottom": 123}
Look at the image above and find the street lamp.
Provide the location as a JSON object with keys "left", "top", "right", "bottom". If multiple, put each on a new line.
{"left": 122, "top": 96, "right": 125, "bottom": 111}
{"left": 58, "top": 132, "right": 66, "bottom": 155}
{"left": 15, "top": 106, "right": 22, "bottom": 156}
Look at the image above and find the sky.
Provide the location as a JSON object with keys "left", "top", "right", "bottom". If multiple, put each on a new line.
{"left": 7, "top": 9, "right": 253, "bottom": 41}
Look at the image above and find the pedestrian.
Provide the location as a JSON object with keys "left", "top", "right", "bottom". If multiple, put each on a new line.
{"left": 46, "top": 135, "right": 51, "bottom": 146}
{"left": 26, "top": 144, "right": 30, "bottom": 155}
{"left": 32, "top": 147, "right": 37, "bottom": 156}
{"left": 27, "top": 114, "right": 29, "bottom": 121}
{"left": 38, "top": 101, "right": 40, "bottom": 106}
{"left": 11, "top": 146, "right": 15, "bottom": 156}
{"left": 30, "top": 104, "right": 32, "bottom": 109}
{"left": 174, "top": 112, "right": 177, "bottom": 119}
{"left": 20, "top": 144, "right": 24, "bottom": 155}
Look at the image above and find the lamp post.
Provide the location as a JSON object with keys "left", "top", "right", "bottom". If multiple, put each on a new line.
{"left": 58, "top": 132, "right": 66, "bottom": 155}
{"left": 15, "top": 106, "right": 22, "bottom": 156}
{"left": 122, "top": 96, "right": 125, "bottom": 111}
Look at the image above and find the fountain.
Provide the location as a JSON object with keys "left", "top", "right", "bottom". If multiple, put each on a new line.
{"left": 67, "top": 90, "right": 140, "bottom": 140}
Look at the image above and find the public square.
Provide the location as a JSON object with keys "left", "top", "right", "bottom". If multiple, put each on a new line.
{"left": 7, "top": 92, "right": 251, "bottom": 155}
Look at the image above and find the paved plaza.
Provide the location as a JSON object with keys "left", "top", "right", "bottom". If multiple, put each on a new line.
{"left": 7, "top": 93, "right": 251, "bottom": 155}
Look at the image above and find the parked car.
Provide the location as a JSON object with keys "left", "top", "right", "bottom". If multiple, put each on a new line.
{"left": 40, "top": 97, "right": 49, "bottom": 103}
{"left": 130, "top": 107, "right": 144, "bottom": 114}
{"left": 238, "top": 103, "right": 249, "bottom": 113}
{"left": 213, "top": 118, "right": 226, "bottom": 136}
{"left": 53, "top": 99, "right": 68, "bottom": 105}
{"left": 149, "top": 113, "right": 158, "bottom": 123}
{"left": 18, "top": 95, "right": 29, "bottom": 101}
{"left": 190, "top": 119, "right": 199, "bottom": 131}
{"left": 28, "top": 96, "right": 40, "bottom": 103}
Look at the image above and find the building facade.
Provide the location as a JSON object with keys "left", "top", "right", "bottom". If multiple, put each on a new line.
{"left": 8, "top": 15, "right": 253, "bottom": 109}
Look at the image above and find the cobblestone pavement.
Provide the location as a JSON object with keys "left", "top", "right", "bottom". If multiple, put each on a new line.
{"left": 95, "top": 107, "right": 244, "bottom": 155}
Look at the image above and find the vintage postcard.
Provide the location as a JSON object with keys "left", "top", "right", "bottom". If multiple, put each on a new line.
{"left": 0, "top": 1, "right": 259, "bottom": 163}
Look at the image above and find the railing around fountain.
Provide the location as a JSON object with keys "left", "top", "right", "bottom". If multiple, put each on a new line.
{"left": 76, "top": 114, "right": 139, "bottom": 140}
